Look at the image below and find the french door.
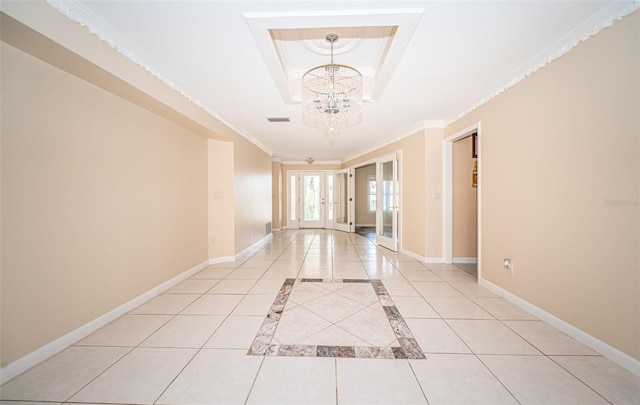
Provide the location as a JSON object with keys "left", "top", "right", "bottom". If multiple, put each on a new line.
{"left": 376, "top": 154, "right": 399, "bottom": 251}
{"left": 333, "top": 168, "right": 354, "bottom": 233}
{"left": 299, "top": 172, "right": 325, "bottom": 228}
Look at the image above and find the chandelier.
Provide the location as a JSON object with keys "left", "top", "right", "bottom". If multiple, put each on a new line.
{"left": 302, "top": 33, "right": 363, "bottom": 132}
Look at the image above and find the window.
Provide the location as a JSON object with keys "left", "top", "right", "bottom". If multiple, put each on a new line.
{"left": 368, "top": 175, "right": 376, "bottom": 212}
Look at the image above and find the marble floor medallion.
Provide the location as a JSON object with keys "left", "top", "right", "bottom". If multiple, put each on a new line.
{"left": 248, "top": 279, "right": 425, "bottom": 359}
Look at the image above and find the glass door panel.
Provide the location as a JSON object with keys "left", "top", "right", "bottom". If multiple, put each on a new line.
{"left": 376, "top": 155, "right": 398, "bottom": 251}
{"left": 333, "top": 169, "right": 352, "bottom": 232}
{"left": 299, "top": 172, "right": 325, "bottom": 228}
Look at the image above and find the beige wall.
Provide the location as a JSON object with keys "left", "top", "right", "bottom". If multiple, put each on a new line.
{"left": 0, "top": 43, "right": 208, "bottom": 366}
{"left": 208, "top": 140, "right": 235, "bottom": 258}
{"left": 453, "top": 136, "right": 477, "bottom": 258}
{"left": 424, "top": 128, "right": 444, "bottom": 259}
{"left": 342, "top": 129, "right": 441, "bottom": 258}
{"left": 272, "top": 161, "right": 283, "bottom": 230}
{"left": 445, "top": 12, "right": 640, "bottom": 360}
{"left": 355, "top": 164, "right": 376, "bottom": 226}
{"left": 231, "top": 134, "right": 273, "bottom": 254}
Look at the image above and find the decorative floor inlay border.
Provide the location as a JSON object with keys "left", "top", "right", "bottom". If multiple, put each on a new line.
{"left": 247, "top": 278, "right": 426, "bottom": 359}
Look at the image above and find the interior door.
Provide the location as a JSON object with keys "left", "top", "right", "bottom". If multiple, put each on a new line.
{"left": 333, "top": 169, "right": 353, "bottom": 233}
{"left": 299, "top": 172, "right": 325, "bottom": 228}
{"left": 376, "top": 154, "right": 398, "bottom": 251}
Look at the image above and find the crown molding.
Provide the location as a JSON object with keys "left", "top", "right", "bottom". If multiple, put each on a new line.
{"left": 281, "top": 160, "right": 341, "bottom": 165}
{"left": 46, "top": 0, "right": 273, "bottom": 157}
{"left": 445, "top": 0, "right": 640, "bottom": 127}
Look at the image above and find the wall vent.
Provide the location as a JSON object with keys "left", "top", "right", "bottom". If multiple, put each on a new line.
{"left": 266, "top": 117, "right": 290, "bottom": 122}
{"left": 265, "top": 221, "right": 272, "bottom": 235}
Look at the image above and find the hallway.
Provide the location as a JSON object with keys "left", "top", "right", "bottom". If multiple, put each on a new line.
{"left": 1, "top": 230, "right": 638, "bottom": 404}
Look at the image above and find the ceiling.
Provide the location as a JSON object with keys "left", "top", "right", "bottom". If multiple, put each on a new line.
{"left": 47, "top": 0, "right": 635, "bottom": 162}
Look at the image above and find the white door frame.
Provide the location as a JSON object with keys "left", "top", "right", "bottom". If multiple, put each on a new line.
{"left": 376, "top": 153, "right": 399, "bottom": 251}
{"left": 443, "top": 122, "right": 481, "bottom": 280}
{"left": 331, "top": 168, "right": 354, "bottom": 233}
{"left": 286, "top": 171, "right": 299, "bottom": 229}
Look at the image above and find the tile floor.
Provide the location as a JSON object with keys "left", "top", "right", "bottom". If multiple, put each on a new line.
{"left": 1, "top": 229, "right": 639, "bottom": 404}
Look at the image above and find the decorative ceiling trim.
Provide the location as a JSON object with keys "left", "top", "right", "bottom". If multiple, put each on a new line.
{"left": 46, "top": 0, "right": 274, "bottom": 156}
{"left": 281, "top": 160, "right": 342, "bottom": 165}
{"left": 244, "top": 8, "right": 424, "bottom": 104}
{"left": 444, "top": 0, "right": 640, "bottom": 127}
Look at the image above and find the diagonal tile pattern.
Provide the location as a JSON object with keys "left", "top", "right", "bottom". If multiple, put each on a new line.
{"left": 1, "top": 229, "right": 639, "bottom": 405}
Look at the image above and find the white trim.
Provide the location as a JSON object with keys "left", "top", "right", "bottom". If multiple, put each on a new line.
{"left": 0, "top": 259, "right": 209, "bottom": 385}
{"left": 480, "top": 278, "right": 640, "bottom": 378}
{"left": 208, "top": 256, "right": 235, "bottom": 265}
{"left": 46, "top": 0, "right": 273, "bottom": 157}
{"left": 235, "top": 233, "right": 274, "bottom": 259}
{"left": 453, "top": 257, "right": 478, "bottom": 264}
{"left": 444, "top": 0, "right": 640, "bottom": 127}
{"left": 401, "top": 248, "right": 444, "bottom": 264}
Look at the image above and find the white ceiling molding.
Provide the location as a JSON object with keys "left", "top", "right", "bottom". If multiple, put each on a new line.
{"left": 281, "top": 160, "right": 342, "bottom": 165}
{"left": 444, "top": 0, "right": 640, "bottom": 127}
{"left": 342, "top": 123, "right": 427, "bottom": 164}
{"left": 244, "top": 8, "right": 424, "bottom": 104}
{"left": 46, "top": 0, "right": 274, "bottom": 157}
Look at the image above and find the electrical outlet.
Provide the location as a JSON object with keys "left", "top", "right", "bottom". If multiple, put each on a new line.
{"left": 503, "top": 258, "right": 513, "bottom": 274}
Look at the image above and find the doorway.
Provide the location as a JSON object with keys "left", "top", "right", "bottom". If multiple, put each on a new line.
{"left": 444, "top": 123, "right": 481, "bottom": 280}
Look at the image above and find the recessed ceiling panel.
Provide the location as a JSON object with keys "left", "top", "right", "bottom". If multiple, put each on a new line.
{"left": 245, "top": 9, "right": 424, "bottom": 103}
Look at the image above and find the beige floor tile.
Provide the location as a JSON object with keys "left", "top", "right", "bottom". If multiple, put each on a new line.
{"left": 472, "top": 297, "right": 538, "bottom": 320}
{"left": 208, "top": 279, "right": 256, "bottom": 294}
{"left": 302, "top": 293, "right": 366, "bottom": 323}
{"left": 337, "top": 358, "right": 427, "bottom": 404}
{"left": 401, "top": 269, "right": 442, "bottom": 281}
{"left": 337, "top": 307, "right": 398, "bottom": 347}
{"left": 332, "top": 267, "right": 369, "bottom": 279}
{"left": 301, "top": 325, "right": 371, "bottom": 346}
{"left": 225, "top": 267, "right": 267, "bottom": 280}
{"left": 76, "top": 314, "right": 172, "bottom": 346}
{"left": 424, "top": 263, "right": 459, "bottom": 271}
{"left": 238, "top": 260, "right": 274, "bottom": 270}
{"left": 392, "top": 296, "right": 440, "bottom": 318}
{"left": 288, "top": 282, "right": 330, "bottom": 304}
{"left": 190, "top": 267, "right": 235, "bottom": 279}
{"left": 232, "top": 294, "right": 276, "bottom": 316}
{"left": 480, "top": 355, "right": 610, "bottom": 404}
{"left": 140, "top": 315, "right": 224, "bottom": 348}
{"left": 129, "top": 293, "right": 201, "bottom": 315}
{"left": 166, "top": 278, "right": 218, "bottom": 294}
{"left": 249, "top": 278, "right": 288, "bottom": 294}
{"left": 70, "top": 348, "right": 196, "bottom": 404}
{"left": 274, "top": 306, "right": 332, "bottom": 344}
{"left": 447, "top": 320, "right": 541, "bottom": 355}
{"left": 157, "top": 349, "right": 263, "bottom": 405}
{"left": 551, "top": 355, "right": 640, "bottom": 404}
{"left": 427, "top": 297, "right": 494, "bottom": 319}
{"left": 181, "top": 294, "right": 244, "bottom": 315}
{"left": 381, "top": 279, "right": 420, "bottom": 296}
{"left": 410, "top": 354, "right": 518, "bottom": 405}
{"left": 204, "top": 316, "right": 265, "bottom": 349}
{"left": 260, "top": 266, "right": 300, "bottom": 280}
{"left": 413, "top": 281, "right": 465, "bottom": 298}
{"left": 431, "top": 269, "right": 476, "bottom": 282}
{"left": 449, "top": 282, "right": 499, "bottom": 297}
{"left": 504, "top": 320, "right": 598, "bottom": 355}
{"left": 247, "top": 356, "right": 336, "bottom": 404}
{"left": 335, "top": 283, "right": 379, "bottom": 305}
{"left": 0, "top": 346, "right": 128, "bottom": 402}
{"left": 405, "top": 319, "right": 471, "bottom": 353}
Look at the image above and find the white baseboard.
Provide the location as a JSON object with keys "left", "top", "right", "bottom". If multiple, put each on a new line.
{"left": 400, "top": 249, "right": 444, "bottom": 264}
{"left": 479, "top": 278, "right": 640, "bottom": 378}
{"left": 453, "top": 257, "right": 478, "bottom": 264}
{"left": 208, "top": 256, "right": 235, "bottom": 265}
{"left": 0, "top": 259, "right": 209, "bottom": 385}
{"left": 235, "top": 233, "right": 273, "bottom": 258}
